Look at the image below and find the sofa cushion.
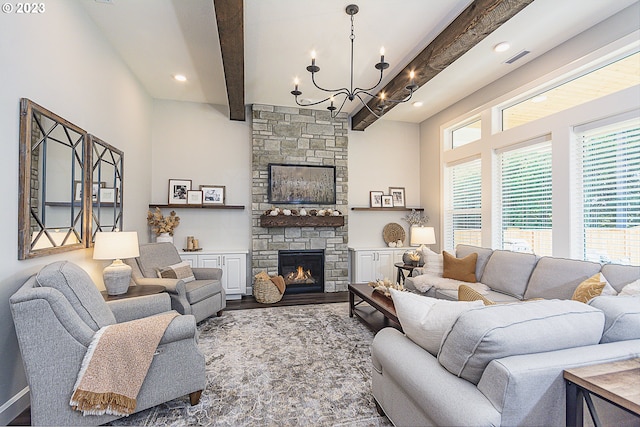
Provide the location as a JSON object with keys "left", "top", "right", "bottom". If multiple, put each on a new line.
{"left": 588, "top": 296, "right": 640, "bottom": 343}
{"left": 443, "top": 251, "right": 477, "bottom": 283}
{"left": 185, "top": 279, "right": 223, "bottom": 304}
{"left": 600, "top": 264, "right": 640, "bottom": 293}
{"left": 438, "top": 299, "right": 604, "bottom": 384}
{"left": 456, "top": 245, "right": 494, "bottom": 281}
{"left": 523, "top": 257, "right": 601, "bottom": 300}
{"left": 35, "top": 261, "right": 116, "bottom": 330}
{"left": 480, "top": 250, "right": 538, "bottom": 299}
{"left": 390, "top": 288, "right": 482, "bottom": 356}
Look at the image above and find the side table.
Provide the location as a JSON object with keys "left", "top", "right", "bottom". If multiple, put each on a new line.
{"left": 101, "top": 284, "right": 166, "bottom": 301}
{"left": 564, "top": 358, "right": 640, "bottom": 427}
{"left": 394, "top": 262, "right": 418, "bottom": 285}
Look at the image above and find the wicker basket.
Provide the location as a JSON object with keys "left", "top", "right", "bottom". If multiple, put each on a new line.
{"left": 253, "top": 278, "right": 283, "bottom": 304}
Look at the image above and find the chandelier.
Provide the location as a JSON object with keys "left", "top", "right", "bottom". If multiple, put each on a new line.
{"left": 290, "top": 4, "right": 418, "bottom": 118}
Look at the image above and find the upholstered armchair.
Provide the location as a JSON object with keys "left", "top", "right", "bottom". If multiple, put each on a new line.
{"left": 125, "top": 242, "right": 226, "bottom": 322}
{"left": 10, "top": 261, "right": 205, "bottom": 426}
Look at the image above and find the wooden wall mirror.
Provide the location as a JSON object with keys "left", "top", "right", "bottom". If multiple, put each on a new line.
{"left": 18, "top": 99, "right": 88, "bottom": 259}
{"left": 18, "top": 98, "right": 125, "bottom": 259}
{"left": 89, "top": 135, "right": 124, "bottom": 243}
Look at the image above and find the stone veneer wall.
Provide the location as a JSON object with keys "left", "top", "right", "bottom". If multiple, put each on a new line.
{"left": 251, "top": 104, "right": 349, "bottom": 292}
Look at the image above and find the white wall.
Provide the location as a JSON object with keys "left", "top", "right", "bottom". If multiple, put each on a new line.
{"left": 348, "top": 120, "right": 421, "bottom": 248}
{"left": 0, "top": 2, "right": 152, "bottom": 423}
{"left": 419, "top": 3, "right": 640, "bottom": 253}
{"left": 150, "top": 100, "right": 252, "bottom": 251}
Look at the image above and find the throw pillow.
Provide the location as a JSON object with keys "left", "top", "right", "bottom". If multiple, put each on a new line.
{"left": 442, "top": 251, "right": 477, "bottom": 283}
{"left": 270, "top": 275, "right": 286, "bottom": 294}
{"left": 572, "top": 273, "right": 617, "bottom": 303}
{"left": 422, "top": 248, "right": 444, "bottom": 276}
{"left": 458, "top": 284, "right": 495, "bottom": 305}
{"left": 158, "top": 261, "right": 195, "bottom": 283}
{"left": 390, "top": 288, "right": 483, "bottom": 356}
{"left": 619, "top": 279, "right": 640, "bottom": 296}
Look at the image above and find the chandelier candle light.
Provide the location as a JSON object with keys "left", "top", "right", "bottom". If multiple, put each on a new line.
{"left": 291, "top": 4, "right": 418, "bottom": 118}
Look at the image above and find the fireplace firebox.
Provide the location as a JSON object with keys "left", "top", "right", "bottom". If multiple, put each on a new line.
{"left": 278, "top": 249, "right": 324, "bottom": 294}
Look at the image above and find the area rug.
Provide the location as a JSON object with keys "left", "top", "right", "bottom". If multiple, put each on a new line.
{"left": 109, "top": 303, "right": 393, "bottom": 426}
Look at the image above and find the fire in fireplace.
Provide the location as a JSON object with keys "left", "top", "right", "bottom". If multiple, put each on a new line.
{"left": 278, "top": 249, "right": 324, "bottom": 294}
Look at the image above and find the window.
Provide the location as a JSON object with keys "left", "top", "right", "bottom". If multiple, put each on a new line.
{"left": 576, "top": 118, "right": 640, "bottom": 265}
{"left": 445, "top": 158, "right": 481, "bottom": 251}
{"left": 497, "top": 140, "right": 553, "bottom": 256}
{"left": 451, "top": 118, "right": 481, "bottom": 148}
{"left": 502, "top": 52, "right": 640, "bottom": 130}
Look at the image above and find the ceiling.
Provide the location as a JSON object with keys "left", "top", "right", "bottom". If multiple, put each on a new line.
{"left": 80, "top": 0, "right": 638, "bottom": 125}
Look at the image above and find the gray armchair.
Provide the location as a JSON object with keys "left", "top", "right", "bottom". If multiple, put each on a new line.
{"left": 126, "top": 242, "right": 226, "bottom": 322}
{"left": 10, "top": 261, "right": 205, "bottom": 426}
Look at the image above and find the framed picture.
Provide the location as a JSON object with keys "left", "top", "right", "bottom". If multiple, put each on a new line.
{"left": 187, "top": 190, "right": 203, "bottom": 205}
{"left": 389, "top": 187, "right": 406, "bottom": 208}
{"left": 381, "top": 195, "right": 394, "bottom": 208}
{"left": 75, "top": 181, "right": 105, "bottom": 202}
{"left": 99, "top": 187, "right": 116, "bottom": 203}
{"left": 168, "top": 179, "right": 192, "bottom": 205}
{"left": 200, "top": 185, "right": 225, "bottom": 205}
{"left": 268, "top": 163, "right": 336, "bottom": 204}
{"left": 370, "top": 191, "right": 383, "bottom": 208}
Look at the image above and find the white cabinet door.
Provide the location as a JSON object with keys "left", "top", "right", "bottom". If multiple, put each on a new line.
{"left": 199, "top": 255, "right": 222, "bottom": 269}
{"left": 221, "top": 253, "right": 246, "bottom": 295}
{"left": 180, "top": 254, "right": 198, "bottom": 268}
{"left": 353, "top": 251, "right": 377, "bottom": 283}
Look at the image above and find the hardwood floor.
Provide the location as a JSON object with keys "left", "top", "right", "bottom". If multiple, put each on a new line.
{"left": 8, "top": 291, "right": 349, "bottom": 426}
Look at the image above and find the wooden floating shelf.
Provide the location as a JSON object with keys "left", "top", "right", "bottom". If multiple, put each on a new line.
{"left": 351, "top": 207, "right": 424, "bottom": 211}
{"left": 260, "top": 215, "right": 345, "bottom": 228}
{"left": 149, "top": 204, "right": 245, "bottom": 210}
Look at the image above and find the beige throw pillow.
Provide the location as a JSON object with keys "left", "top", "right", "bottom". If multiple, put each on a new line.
{"left": 442, "top": 251, "right": 477, "bottom": 283}
{"left": 458, "top": 284, "right": 495, "bottom": 305}
{"left": 158, "top": 261, "right": 195, "bottom": 283}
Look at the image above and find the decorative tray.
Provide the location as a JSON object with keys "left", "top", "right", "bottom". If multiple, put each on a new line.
{"left": 382, "top": 222, "right": 406, "bottom": 244}
{"left": 182, "top": 248, "right": 203, "bottom": 252}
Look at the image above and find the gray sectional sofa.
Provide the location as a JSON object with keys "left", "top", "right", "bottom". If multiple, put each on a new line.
{"left": 405, "top": 244, "right": 640, "bottom": 302}
{"left": 373, "top": 245, "right": 640, "bottom": 426}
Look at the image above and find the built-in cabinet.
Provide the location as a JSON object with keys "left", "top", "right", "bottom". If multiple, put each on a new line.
{"left": 179, "top": 250, "right": 248, "bottom": 300}
{"left": 349, "top": 247, "right": 409, "bottom": 283}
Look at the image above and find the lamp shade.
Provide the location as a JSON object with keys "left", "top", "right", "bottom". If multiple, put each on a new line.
{"left": 93, "top": 231, "right": 140, "bottom": 260}
{"left": 410, "top": 226, "right": 436, "bottom": 246}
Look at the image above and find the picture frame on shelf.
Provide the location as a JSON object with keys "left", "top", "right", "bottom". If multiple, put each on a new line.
{"left": 370, "top": 191, "right": 383, "bottom": 208}
{"left": 99, "top": 187, "right": 116, "bottom": 204}
{"left": 381, "top": 195, "right": 394, "bottom": 208}
{"left": 75, "top": 181, "right": 105, "bottom": 202}
{"left": 168, "top": 179, "right": 192, "bottom": 205}
{"left": 389, "top": 187, "right": 406, "bottom": 208}
{"left": 187, "top": 190, "right": 203, "bottom": 205}
{"left": 200, "top": 185, "right": 225, "bottom": 205}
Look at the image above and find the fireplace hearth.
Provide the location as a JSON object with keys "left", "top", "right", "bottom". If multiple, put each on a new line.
{"left": 278, "top": 249, "right": 324, "bottom": 294}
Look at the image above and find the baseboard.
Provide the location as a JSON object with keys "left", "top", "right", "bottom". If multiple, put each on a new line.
{"left": 0, "top": 387, "right": 29, "bottom": 426}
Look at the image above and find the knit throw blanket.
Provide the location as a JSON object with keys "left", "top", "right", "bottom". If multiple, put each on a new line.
{"left": 70, "top": 312, "right": 178, "bottom": 416}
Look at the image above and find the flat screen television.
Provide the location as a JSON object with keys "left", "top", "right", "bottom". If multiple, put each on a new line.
{"left": 268, "top": 163, "right": 336, "bottom": 204}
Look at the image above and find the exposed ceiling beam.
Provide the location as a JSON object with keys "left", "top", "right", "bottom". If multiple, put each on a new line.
{"left": 351, "top": 0, "right": 535, "bottom": 131}
{"left": 214, "top": 0, "right": 245, "bottom": 121}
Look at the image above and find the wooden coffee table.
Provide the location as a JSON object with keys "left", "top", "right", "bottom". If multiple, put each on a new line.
{"left": 564, "top": 358, "right": 640, "bottom": 426}
{"left": 348, "top": 283, "right": 401, "bottom": 333}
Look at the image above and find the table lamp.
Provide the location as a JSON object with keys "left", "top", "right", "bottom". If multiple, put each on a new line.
{"left": 411, "top": 226, "right": 436, "bottom": 266}
{"left": 93, "top": 231, "right": 140, "bottom": 295}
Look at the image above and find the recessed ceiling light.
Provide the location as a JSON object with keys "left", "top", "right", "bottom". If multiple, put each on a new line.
{"left": 531, "top": 95, "right": 547, "bottom": 103}
{"left": 412, "top": 101, "right": 424, "bottom": 108}
{"left": 493, "top": 42, "right": 510, "bottom": 53}
{"left": 173, "top": 74, "right": 187, "bottom": 82}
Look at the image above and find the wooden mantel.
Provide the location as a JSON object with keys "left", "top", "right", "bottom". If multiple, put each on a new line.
{"left": 260, "top": 215, "right": 345, "bottom": 228}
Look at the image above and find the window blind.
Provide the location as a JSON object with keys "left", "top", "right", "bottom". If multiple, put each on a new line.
{"left": 445, "top": 158, "right": 482, "bottom": 251}
{"left": 577, "top": 119, "right": 640, "bottom": 265}
{"left": 498, "top": 141, "right": 552, "bottom": 255}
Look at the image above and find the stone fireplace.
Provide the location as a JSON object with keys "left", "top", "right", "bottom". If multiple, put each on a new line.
{"left": 251, "top": 104, "right": 349, "bottom": 293}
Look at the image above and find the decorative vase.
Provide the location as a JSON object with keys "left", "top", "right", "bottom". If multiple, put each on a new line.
{"left": 156, "top": 233, "right": 173, "bottom": 244}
